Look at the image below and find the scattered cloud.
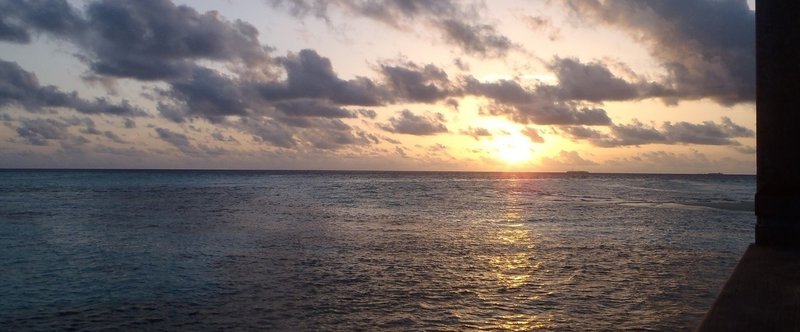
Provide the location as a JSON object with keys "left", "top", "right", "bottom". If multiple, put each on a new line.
{"left": 267, "top": 0, "right": 514, "bottom": 57}
{"left": 0, "top": 60, "right": 147, "bottom": 116}
{"left": 380, "top": 109, "right": 448, "bottom": 135}
{"left": 461, "top": 127, "right": 492, "bottom": 140}
{"left": 566, "top": 0, "right": 755, "bottom": 105}
{"left": 561, "top": 117, "right": 754, "bottom": 147}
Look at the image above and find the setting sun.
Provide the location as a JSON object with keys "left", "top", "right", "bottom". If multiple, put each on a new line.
{"left": 491, "top": 135, "right": 535, "bottom": 164}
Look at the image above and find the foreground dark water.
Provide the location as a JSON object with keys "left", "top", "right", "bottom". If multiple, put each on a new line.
{"left": 0, "top": 170, "right": 755, "bottom": 330}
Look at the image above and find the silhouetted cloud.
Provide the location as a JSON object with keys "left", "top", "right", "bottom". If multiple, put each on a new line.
{"left": 380, "top": 109, "right": 448, "bottom": 135}
{"left": 567, "top": 0, "right": 754, "bottom": 105}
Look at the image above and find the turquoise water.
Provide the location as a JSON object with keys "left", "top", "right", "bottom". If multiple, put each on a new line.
{"left": 0, "top": 170, "right": 755, "bottom": 330}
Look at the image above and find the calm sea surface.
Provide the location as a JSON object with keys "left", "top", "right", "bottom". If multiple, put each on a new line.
{"left": 0, "top": 170, "right": 755, "bottom": 331}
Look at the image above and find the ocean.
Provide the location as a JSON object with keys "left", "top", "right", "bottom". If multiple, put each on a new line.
{"left": 0, "top": 170, "right": 755, "bottom": 331}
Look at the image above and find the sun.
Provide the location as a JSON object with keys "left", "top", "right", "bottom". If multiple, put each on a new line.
{"left": 492, "top": 134, "right": 535, "bottom": 164}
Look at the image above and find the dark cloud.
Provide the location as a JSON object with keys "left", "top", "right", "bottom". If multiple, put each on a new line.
{"left": 260, "top": 49, "right": 384, "bottom": 106}
{"left": 567, "top": 0, "right": 754, "bottom": 105}
{"left": 1, "top": 0, "right": 272, "bottom": 80}
{"left": 381, "top": 63, "right": 454, "bottom": 103}
{"left": 380, "top": 109, "right": 448, "bottom": 135}
{"left": 0, "top": 0, "right": 85, "bottom": 43}
{"left": 356, "top": 109, "right": 377, "bottom": 119}
{"left": 303, "top": 128, "right": 379, "bottom": 150}
{"left": 162, "top": 66, "right": 250, "bottom": 121}
{"left": 274, "top": 99, "right": 356, "bottom": 118}
{"left": 268, "top": 0, "right": 514, "bottom": 57}
{"left": 463, "top": 77, "right": 533, "bottom": 104}
{"left": 0, "top": 18, "right": 31, "bottom": 43}
{"left": 155, "top": 127, "right": 192, "bottom": 151}
{"left": 572, "top": 117, "right": 754, "bottom": 147}
{"left": 238, "top": 117, "right": 296, "bottom": 148}
{"left": 83, "top": 0, "right": 271, "bottom": 80}
{"left": 123, "top": 118, "right": 136, "bottom": 128}
{"left": 211, "top": 131, "right": 239, "bottom": 143}
{"left": 466, "top": 74, "right": 614, "bottom": 126}
{"left": 15, "top": 118, "right": 70, "bottom": 146}
{"left": 547, "top": 57, "right": 642, "bottom": 102}
{"left": 154, "top": 127, "right": 230, "bottom": 156}
{"left": 485, "top": 103, "right": 612, "bottom": 126}
{"left": 0, "top": 59, "right": 147, "bottom": 116}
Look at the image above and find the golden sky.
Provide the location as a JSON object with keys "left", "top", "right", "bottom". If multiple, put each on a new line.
{"left": 0, "top": 0, "right": 756, "bottom": 173}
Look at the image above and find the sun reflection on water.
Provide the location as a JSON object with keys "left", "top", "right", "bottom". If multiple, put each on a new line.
{"left": 482, "top": 179, "right": 556, "bottom": 330}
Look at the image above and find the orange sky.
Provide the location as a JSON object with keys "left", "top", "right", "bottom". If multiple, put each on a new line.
{"left": 0, "top": 0, "right": 756, "bottom": 173}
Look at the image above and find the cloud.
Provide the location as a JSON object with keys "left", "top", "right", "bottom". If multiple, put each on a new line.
{"left": 273, "top": 99, "right": 357, "bottom": 118}
{"left": 83, "top": 0, "right": 271, "bottom": 80}
{"left": 0, "top": 18, "right": 31, "bottom": 43}
{"left": 461, "top": 127, "right": 492, "bottom": 140}
{"left": 567, "top": 0, "right": 754, "bottom": 105}
{"left": 522, "top": 15, "right": 560, "bottom": 40}
{"left": 161, "top": 66, "right": 251, "bottom": 121}
{"left": 485, "top": 102, "right": 612, "bottom": 126}
{"left": 437, "top": 19, "right": 513, "bottom": 57}
{"left": 563, "top": 117, "right": 754, "bottom": 147}
{"left": 268, "top": 0, "right": 514, "bottom": 57}
{"left": 155, "top": 127, "right": 192, "bottom": 151}
{"left": 464, "top": 74, "right": 613, "bottom": 126}
{"left": 546, "top": 57, "right": 643, "bottom": 102}
{"left": 123, "top": 118, "right": 136, "bottom": 128}
{"left": 0, "top": 59, "right": 147, "bottom": 116}
{"left": 0, "top": 0, "right": 85, "bottom": 43}
{"left": 211, "top": 131, "right": 239, "bottom": 143}
{"left": 237, "top": 117, "right": 296, "bottom": 148}
{"left": 380, "top": 109, "right": 448, "bottom": 135}
{"left": 15, "top": 118, "right": 70, "bottom": 146}
{"left": 260, "top": 49, "right": 384, "bottom": 106}
{"left": 381, "top": 62, "right": 454, "bottom": 103}
{"left": 3, "top": 0, "right": 274, "bottom": 80}
{"left": 522, "top": 127, "right": 545, "bottom": 143}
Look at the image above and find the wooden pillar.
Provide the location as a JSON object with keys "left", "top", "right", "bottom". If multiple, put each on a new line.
{"left": 755, "top": 1, "right": 800, "bottom": 248}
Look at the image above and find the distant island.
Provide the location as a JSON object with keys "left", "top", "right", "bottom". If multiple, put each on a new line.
{"left": 566, "top": 171, "right": 590, "bottom": 175}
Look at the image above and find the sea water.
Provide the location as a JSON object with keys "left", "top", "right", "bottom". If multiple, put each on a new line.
{"left": 0, "top": 170, "right": 755, "bottom": 330}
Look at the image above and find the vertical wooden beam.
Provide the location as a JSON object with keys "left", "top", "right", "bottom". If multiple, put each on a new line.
{"left": 755, "top": 1, "right": 800, "bottom": 248}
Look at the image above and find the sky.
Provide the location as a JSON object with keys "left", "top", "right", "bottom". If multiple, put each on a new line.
{"left": 0, "top": 0, "right": 757, "bottom": 173}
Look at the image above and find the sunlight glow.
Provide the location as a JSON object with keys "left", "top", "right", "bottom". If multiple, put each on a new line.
{"left": 492, "top": 134, "right": 535, "bottom": 164}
